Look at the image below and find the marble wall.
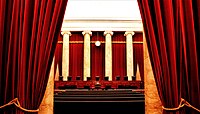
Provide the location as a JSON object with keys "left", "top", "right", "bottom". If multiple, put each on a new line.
{"left": 143, "top": 33, "right": 163, "bottom": 114}
{"left": 38, "top": 59, "right": 54, "bottom": 114}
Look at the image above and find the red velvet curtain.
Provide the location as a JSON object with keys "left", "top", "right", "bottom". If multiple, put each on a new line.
{"left": 138, "top": 0, "right": 200, "bottom": 113}
{"left": 0, "top": 0, "right": 68, "bottom": 114}
{"left": 133, "top": 33, "right": 144, "bottom": 81}
{"left": 69, "top": 32, "right": 84, "bottom": 81}
{"left": 112, "top": 32, "right": 126, "bottom": 81}
{"left": 54, "top": 34, "right": 63, "bottom": 76}
{"left": 91, "top": 32, "right": 105, "bottom": 80}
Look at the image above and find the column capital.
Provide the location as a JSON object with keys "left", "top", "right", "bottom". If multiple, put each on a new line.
{"left": 61, "top": 31, "right": 71, "bottom": 36}
{"left": 82, "top": 31, "right": 92, "bottom": 36}
{"left": 124, "top": 31, "right": 135, "bottom": 36}
{"left": 104, "top": 31, "right": 113, "bottom": 36}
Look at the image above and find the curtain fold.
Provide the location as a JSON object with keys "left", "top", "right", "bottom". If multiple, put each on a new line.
{"left": 69, "top": 32, "right": 84, "bottom": 81}
{"left": 91, "top": 32, "right": 105, "bottom": 81}
{"left": 138, "top": 0, "right": 200, "bottom": 113}
{"left": 54, "top": 34, "right": 63, "bottom": 76}
{"left": 0, "top": 0, "right": 68, "bottom": 114}
{"left": 112, "top": 32, "right": 126, "bottom": 80}
{"left": 133, "top": 33, "right": 144, "bottom": 81}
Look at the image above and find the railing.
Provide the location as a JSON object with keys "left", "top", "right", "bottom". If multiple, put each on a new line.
{"left": 54, "top": 80, "right": 144, "bottom": 89}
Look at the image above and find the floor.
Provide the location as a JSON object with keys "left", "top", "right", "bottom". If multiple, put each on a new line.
{"left": 54, "top": 102, "right": 145, "bottom": 114}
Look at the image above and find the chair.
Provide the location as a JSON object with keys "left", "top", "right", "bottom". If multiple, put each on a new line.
{"left": 124, "top": 76, "right": 128, "bottom": 81}
{"left": 59, "top": 75, "right": 63, "bottom": 81}
{"left": 76, "top": 76, "right": 81, "bottom": 81}
{"left": 67, "top": 76, "right": 72, "bottom": 81}
{"left": 132, "top": 75, "right": 136, "bottom": 80}
{"left": 95, "top": 76, "right": 100, "bottom": 81}
{"left": 116, "top": 76, "right": 120, "bottom": 81}
{"left": 87, "top": 77, "right": 91, "bottom": 81}
{"left": 104, "top": 76, "right": 109, "bottom": 81}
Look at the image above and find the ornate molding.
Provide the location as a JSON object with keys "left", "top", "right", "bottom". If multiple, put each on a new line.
{"left": 61, "top": 31, "right": 71, "bottom": 36}
{"left": 61, "top": 20, "right": 143, "bottom": 32}
{"left": 82, "top": 31, "right": 92, "bottom": 36}
{"left": 124, "top": 31, "right": 135, "bottom": 36}
{"left": 57, "top": 41, "right": 143, "bottom": 44}
{"left": 103, "top": 31, "right": 114, "bottom": 36}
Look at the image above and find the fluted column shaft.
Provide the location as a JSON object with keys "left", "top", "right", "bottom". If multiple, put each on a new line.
{"left": 125, "top": 31, "right": 135, "bottom": 81}
{"left": 61, "top": 31, "right": 71, "bottom": 81}
{"left": 104, "top": 31, "right": 113, "bottom": 81}
{"left": 82, "top": 31, "right": 92, "bottom": 81}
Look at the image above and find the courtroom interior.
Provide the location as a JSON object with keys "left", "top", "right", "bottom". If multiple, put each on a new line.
{"left": 0, "top": 0, "right": 200, "bottom": 114}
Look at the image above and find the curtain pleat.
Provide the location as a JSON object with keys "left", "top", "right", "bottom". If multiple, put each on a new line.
{"left": 133, "top": 33, "right": 144, "bottom": 80}
{"left": 90, "top": 32, "right": 105, "bottom": 81}
{"left": 112, "top": 32, "right": 126, "bottom": 80}
{"left": 138, "top": 0, "right": 200, "bottom": 113}
{"left": 54, "top": 34, "right": 63, "bottom": 76}
{"left": 69, "top": 32, "right": 84, "bottom": 81}
{"left": 0, "top": 0, "right": 68, "bottom": 114}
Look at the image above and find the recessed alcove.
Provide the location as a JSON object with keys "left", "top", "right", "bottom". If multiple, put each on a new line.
{"left": 53, "top": 0, "right": 145, "bottom": 114}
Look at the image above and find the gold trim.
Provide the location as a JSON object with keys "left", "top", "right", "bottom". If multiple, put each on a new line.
{"left": 58, "top": 41, "right": 63, "bottom": 44}
{"left": 58, "top": 41, "right": 143, "bottom": 44}
{"left": 70, "top": 41, "right": 84, "bottom": 43}
{"left": 162, "top": 98, "right": 200, "bottom": 112}
{"left": 0, "top": 98, "right": 39, "bottom": 112}
{"left": 133, "top": 41, "right": 143, "bottom": 44}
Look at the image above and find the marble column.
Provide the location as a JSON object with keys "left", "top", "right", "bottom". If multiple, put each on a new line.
{"left": 143, "top": 32, "right": 162, "bottom": 114}
{"left": 82, "top": 31, "right": 92, "bottom": 81}
{"left": 124, "top": 31, "right": 135, "bottom": 81}
{"left": 38, "top": 58, "right": 54, "bottom": 114}
{"left": 61, "top": 31, "right": 71, "bottom": 81}
{"left": 104, "top": 31, "right": 113, "bottom": 81}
